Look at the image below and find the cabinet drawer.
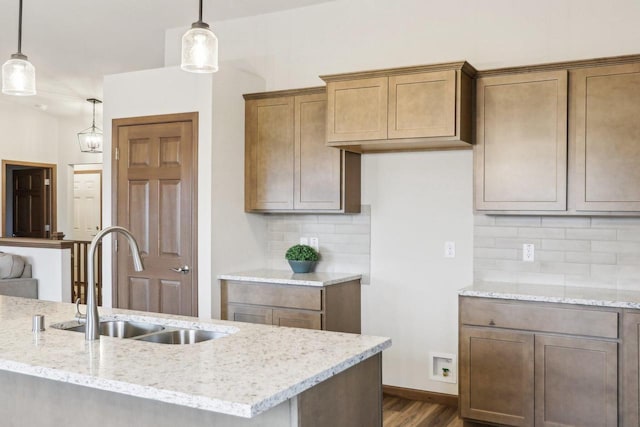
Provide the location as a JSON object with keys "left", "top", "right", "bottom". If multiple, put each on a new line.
{"left": 225, "top": 281, "right": 322, "bottom": 311}
{"left": 226, "top": 303, "right": 273, "bottom": 325}
{"left": 273, "top": 309, "right": 322, "bottom": 330}
{"left": 460, "top": 297, "right": 618, "bottom": 339}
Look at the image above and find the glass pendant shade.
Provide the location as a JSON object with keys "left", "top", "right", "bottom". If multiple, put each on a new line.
{"left": 78, "top": 126, "right": 103, "bottom": 153}
{"left": 78, "top": 98, "right": 103, "bottom": 153}
{"left": 2, "top": 54, "right": 36, "bottom": 96}
{"left": 181, "top": 25, "right": 218, "bottom": 73}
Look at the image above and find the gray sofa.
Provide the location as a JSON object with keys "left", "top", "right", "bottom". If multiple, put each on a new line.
{"left": 0, "top": 254, "right": 38, "bottom": 299}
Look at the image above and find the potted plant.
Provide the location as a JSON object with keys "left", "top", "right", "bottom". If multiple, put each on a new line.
{"left": 285, "top": 244, "right": 319, "bottom": 273}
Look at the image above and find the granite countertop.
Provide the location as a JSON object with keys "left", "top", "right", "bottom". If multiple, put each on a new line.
{"left": 0, "top": 296, "right": 390, "bottom": 418}
{"left": 218, "top": 269, "right": 362, "bottom": 287}
{"left": 459, "top": 281, "right": 640, "bottom": 309}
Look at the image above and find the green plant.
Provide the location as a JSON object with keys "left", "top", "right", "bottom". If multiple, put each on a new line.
{"left": 285, "top": 244, "right": 319, "bottom": 261}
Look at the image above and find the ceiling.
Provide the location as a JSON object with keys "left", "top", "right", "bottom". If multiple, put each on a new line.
{"left": 0, "top": 0, "right": 334, "bottom": 117}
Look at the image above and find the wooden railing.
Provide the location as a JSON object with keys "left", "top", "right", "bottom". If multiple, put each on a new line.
{"left": 71, "top": 241, "right": 102, "bottom": 305}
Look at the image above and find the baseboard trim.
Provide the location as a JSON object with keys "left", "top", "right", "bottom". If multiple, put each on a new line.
{"left": 382, "top": 385, "right": 458, "bottom": 408}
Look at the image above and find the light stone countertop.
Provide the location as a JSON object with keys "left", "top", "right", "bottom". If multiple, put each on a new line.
{"left": 0, "top": 296, "right": 390, "bottom": 418}
{"left": 218, "top": 269, "right": 362, "bottom": 287}
{"left": 459, "top": 281, "right": 640, "bottom": 309}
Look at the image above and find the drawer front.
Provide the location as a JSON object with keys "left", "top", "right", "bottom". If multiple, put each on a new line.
{"left": 225, "top": 281, "right": 322, "bottom": 311}
{"left": 273, "top": 309, "right": 322, "bottom": 330}
{"left": 460, "top": 297, "right": 618, "bottom": 339}
{"left": 225, "top": 303, "right": 273, "bottom": 325}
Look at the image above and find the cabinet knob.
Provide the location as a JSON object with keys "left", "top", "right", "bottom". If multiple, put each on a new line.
{"left": 489, "top": 319, "right": 496, "bottom": 326}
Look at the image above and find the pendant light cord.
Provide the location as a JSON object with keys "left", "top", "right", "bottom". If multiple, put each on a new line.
{"left": 91, "top": 100, "right": 96, "bottom": 128}
{"left": 17, "top": 0, "right": 23, "bottom": 54}
{"left": 198, "top": 0, "right": 203, "bottom": 24}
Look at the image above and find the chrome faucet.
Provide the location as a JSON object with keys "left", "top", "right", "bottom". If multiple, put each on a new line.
{"left": 85, "top": 226, "right": 144, "bottom": 341}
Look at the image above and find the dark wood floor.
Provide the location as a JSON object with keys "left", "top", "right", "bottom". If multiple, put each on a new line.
{"left": 383, "top": 395, "right": 463, "bottom": 427}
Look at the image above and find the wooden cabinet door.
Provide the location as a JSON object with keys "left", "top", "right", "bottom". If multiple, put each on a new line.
{"left": 294, "top": 93, "right": 341, "bottom": 210}
{"left": 388, "top": 70, "right": 456, "bottom": 139}
{"left": 273, "top": 309, "right": 322, "bottom": 330}
{"left": 475, "top": 71, "right": 567, "bottom": 211}
{"left": 226, "top": 303, "right": 273, "bottom": 325}
{"left": 460, "top": 326, "right": 534, "bottom": 427}
{"left": 535, "top": 335, "right": 617, "bottom": 427}
{"left": 326, "top": 77, "right": 388, "bottom": 142}
{"left": 572, "top": 63, "right": 640, "bottom": 211}
{"left": 245, "top": 96, "right": 294, "bottom": 211}
{"left": 621, "top": 312, "right": 640, "bottom": 427}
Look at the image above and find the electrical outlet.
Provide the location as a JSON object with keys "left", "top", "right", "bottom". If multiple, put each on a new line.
{"left": 299, "top": 237, "right": 309, "bottom": 245}
{"left": 444, "top": 241, "right": 455, "bottom": 258}
{"left": 309, "top": 237, "right": 319, "bottom": 251}
{"left": 523, "top": 243, "right": 535, "bottom": 262}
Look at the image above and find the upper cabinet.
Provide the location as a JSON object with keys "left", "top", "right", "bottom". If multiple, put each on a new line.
{"left": 572, "top": 63, "right": 640, "bottom": 212}
{"left": 244, "top": 87, "right": 361, "bottom": 213}
{"left": 321, "top": 62, "right": 476, "bottom": 153}
{"left": 475, "top": 70, "right": 568, "bottom": 211}
{"left": 475, "top": 55, "right": 640, "bottom": 215}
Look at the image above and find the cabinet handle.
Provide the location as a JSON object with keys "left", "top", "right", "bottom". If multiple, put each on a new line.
{"left": 489, "top": 319, "right": 496, "bottom": 326}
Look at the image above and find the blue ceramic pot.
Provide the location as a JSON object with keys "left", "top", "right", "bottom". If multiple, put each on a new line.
{"left": 288, "top": 260, "right": 316, "bottom": 273}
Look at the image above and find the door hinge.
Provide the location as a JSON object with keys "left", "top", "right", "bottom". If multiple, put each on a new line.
{"left": 115, "top": 147, "right": 120, "bottom": 160}
{"left": 114, "top": 239, "right": 118, "bottom": 252}
{"left": 45, "top": 225, "right": 50, "bottom": 232}
{"left": 44, "top": 178, "right": 50, "bottom": 186}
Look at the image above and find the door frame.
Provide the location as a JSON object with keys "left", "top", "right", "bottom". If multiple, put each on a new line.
{"left": 73, "top": 169, "right": 103, "bottom": 240}
{"left": 111, "top": 112, "right": 199, "bottom": 315}
{"left": 1, "top": 160, "right": 57, "bottom": 237}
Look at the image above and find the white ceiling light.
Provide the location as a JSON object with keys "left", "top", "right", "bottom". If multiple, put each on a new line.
{"left": 78, "top": 98, "right": 103, "bottom": 153}
{"left": 2, "top": 0, "right": 36, "bottom": 96}
{"left": 181, "top": 0, "right": 218, "bottom": 73}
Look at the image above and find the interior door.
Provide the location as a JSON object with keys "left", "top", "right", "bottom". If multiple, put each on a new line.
{"left": 13, "top": 168, "right": 46, "bottom": 238}
{"left": 73, "top": 172, "right": 101, "bottom": 241}
{"left": 114, "top": 113, "right": 198, "bottom": 316}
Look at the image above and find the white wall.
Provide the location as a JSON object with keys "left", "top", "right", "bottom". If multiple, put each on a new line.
{"left": 103, "top": 66, "right": 267, "bottom": 318}
{"left": 57, "top": 114, "right": 104, "bottom": 238}
{"left": 0, "top": 100, "right": 59, "bottom": 236}
{"left": 0, "top": 99, "right": 101, "bottom": 241}
{"left": 210, "top": 67, "right": 268, "bottom": 319}
{"left": 165, "top": 0, "right": 640, "bottom": 394}
{"left": 0, "top": 245, "right": 72, "bottom": 302}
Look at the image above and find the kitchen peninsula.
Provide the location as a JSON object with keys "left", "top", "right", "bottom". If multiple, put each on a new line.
{"left": 0, "top": 296, "right": 390, "bottom": 426}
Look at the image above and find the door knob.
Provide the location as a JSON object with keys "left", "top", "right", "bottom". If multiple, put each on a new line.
{"left": 170, "top": 265, "right": 190, "bottom": 274}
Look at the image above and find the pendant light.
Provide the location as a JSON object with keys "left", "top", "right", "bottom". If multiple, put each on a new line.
{"left": 78, "top": 99, "right": 103, "bottom": 153}
{"left": 181, "top": 0, "right": 219, "bottom": 73}
{"left": 2, "top": 0, "right": 36, "bottom": 96}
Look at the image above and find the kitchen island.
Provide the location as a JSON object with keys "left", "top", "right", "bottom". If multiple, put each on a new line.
{"left": 0, "top": 296, "right": 390, "bottom": 426}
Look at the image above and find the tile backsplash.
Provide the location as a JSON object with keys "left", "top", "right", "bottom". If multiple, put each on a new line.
{"left": 474, "top": 215, "right": 640, "bottom": 290}
{"left": 266, "top": 205, "right": 371, "bottom": 283}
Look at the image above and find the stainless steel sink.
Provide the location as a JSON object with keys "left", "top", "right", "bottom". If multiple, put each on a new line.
{"left": 134, "top": 329, "right": 227, "bottom": 344}
{"left": 60, "top": 320, "right": 165, "bottom": 338}
{"left": 52, "top": 320, "right": 228, "bottom": 344}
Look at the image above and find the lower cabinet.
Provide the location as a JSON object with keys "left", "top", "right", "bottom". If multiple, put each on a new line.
{"left": 622, "top": 312, "right": 640, "bottom": 427}
{"left": 534, "top": 335, "right": 617, "bottom": 427}
{"left": 459, "top": 327, "right": 534, "bottom": 426}
{"left": 221, "top": 279, "right": 361, "bottom": 333}
{"left": 459, "top": 297, "right": 619, "bottom": 427}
